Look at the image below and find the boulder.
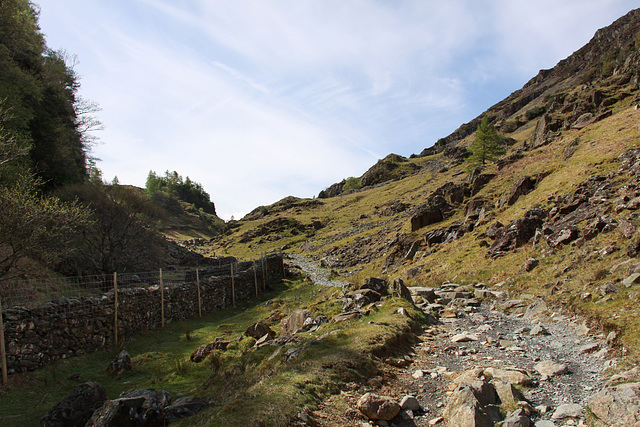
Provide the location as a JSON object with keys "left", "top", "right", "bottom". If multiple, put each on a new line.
{"left": 343, "top": 288, "right": 382, "bottom": 312}
{"left": 106, "top": 350, "right": 132, "bottom": 376}
{"left": 442, "top": 381, "right": 500, "bottom": 427}
{"left": 361, "top": 277, "right": 388, "bottom": 295}
{"left": 41, "top": 382, "right": 107, "bottom": 427}
{"left": 483, "top": 367, "right": 533, "bottom": 386}
{"left": 85, "top": 389, "right": 172, "bottom": 426}
{"left": 390, "top": 278, "right": 414, "bottom": 304}
{"left": 400, "top": 395, "right": 421, "bottom": 411}
{"left": 410, "top": 204, "right": 443, "bottom": 232}
{"left": 245, "top": 321, "right": 276, "bottom": 340}
{"left": 623, "top": 273, "right": 640, "bottom": 288}
{"left": 357, "top": 393, "right": 401, "bottom": 421}
{"left": 190, "top": 338, "right": 230, "bottom": 362}
{"left": 280, "top": 309, "right": 312, "bottom": 335}
{"left": 501, "top": 408, "right": 531, "bottom": 427}
{"left": 163, "top": 396, "right": 213, "bottom": 423}
{"left": 524, "top": 258, "right": 539, "bottom": 272}
{"left": 502, "top": 176, "right": 537, "bottom": 207}
{"left": 534, "top": 360, "right": 569, "bottom": 378}
{"left": 551, "top": 403, "right": 583, "bottom": 420}
{"left": 547, "top": 226, "right": 580, "bottom": 247}
{"left": 493, "top": 381, "right": 526, "bottom": 408}
{"left": 588, "top": 382, "right": 640, "bottom": 426}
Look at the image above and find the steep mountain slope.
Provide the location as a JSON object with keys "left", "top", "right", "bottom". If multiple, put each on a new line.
{"left": 206, "top": 8, "right": 640, "bottom": 364}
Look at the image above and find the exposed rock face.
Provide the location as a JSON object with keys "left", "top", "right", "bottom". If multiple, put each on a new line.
{"left": 85, "top": 388, "right": 211, "bottom": 426}
{"left": 390, "top": 278, "right": 414, "bottom": 304}
{"left": 442, "top": 381, "right": 501, "bottom": 427}
{"left": 589, "top": 380, "right": 640, "bottom": 426}
{"left": 190, "top": 338, "right": 230, "bottom": 362}
{"left": 501, "top": 176, "right": 537, "bottom": 207}
{"left": 489, "top": 208, "right": 547, "bottom": 258}
{"left": 41, "top": 382, "right": 107, "bottom": 427}
{"left": 280, "top": 309, "right": 312, "bottom": 335}
{"left": 410, "top": 204, "right": 443, "bottom": 232}
{"left": 245, "top": 321, "right": 275, "bottom": 340}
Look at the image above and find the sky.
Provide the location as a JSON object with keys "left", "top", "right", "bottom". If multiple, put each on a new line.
{"left": 36, "top": 0, "right": 638, "bottom": 220}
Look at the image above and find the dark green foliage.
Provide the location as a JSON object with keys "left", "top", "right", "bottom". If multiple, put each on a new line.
{"left": 342, "top": 176, "right": 361, "bottom": 192}
{"left": 0, "top": 1, "right": 95, "bottom": 190}
{"left": 469, "top": 116, "right": 505, "bottom": 167}
{"left": 0, "top": 175, "right": 89, "bottom": 281}
{"left": 55, "top": 183, "right": 167, "bottom": 274}
{"left": 146, "top": 170, "right": 216, "bottom": 215}
{"left": 525, "top": 106, "right": 546, "bottom": 121}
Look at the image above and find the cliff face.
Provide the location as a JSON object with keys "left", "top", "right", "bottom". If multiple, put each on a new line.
{"left": 435, "top": 8, "right": 640, "bottom": 148}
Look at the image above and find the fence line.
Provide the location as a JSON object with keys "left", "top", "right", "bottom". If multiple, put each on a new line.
{"left": 0, "top": 253, "right": 284, "bottom": 383}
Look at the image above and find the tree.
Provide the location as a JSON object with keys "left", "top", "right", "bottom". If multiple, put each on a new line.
{"left": 469, "top": 116, "right": 505, "bottom": 166}
{"left": 0, "top": 176, "right": 88, "bottom": 282}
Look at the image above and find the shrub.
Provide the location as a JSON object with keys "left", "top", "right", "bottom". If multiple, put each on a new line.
{"left": 525, "top": 106, "right": 546, "bottom": 121}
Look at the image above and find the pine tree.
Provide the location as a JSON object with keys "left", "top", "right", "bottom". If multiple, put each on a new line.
{"left": 470, "top": 116, "right": 505, "bottom": 166}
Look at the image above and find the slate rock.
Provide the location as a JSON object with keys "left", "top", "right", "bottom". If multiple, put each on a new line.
{"left": 390, "top": 278, "right": 414, "bottom": 304}
{"left": 245, "top": 321, "right": 275, "bottom": 340}
{"left": 41, "top": 382, "right": 107, "bottom": 427}
{"left": 551, "top": 403, "right": 583, "bottom": 420}
{"left": 106, "top": 350, "right": 132, "bottom": 376}
{"left": 163, "top": 396, "right": 213, "bottom": 423}
{"left": 588, "top": 381, "right": 640, "bottom": 426}
{"left": 502, "top": 408, "right": 531, "bottom": 427}
{"left": 535, "top": 361, "right": 569, "bottom": 378}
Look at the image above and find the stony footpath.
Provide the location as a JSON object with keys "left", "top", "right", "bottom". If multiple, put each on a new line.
{"left": 307, "top": 280, "right": 640, "bottom": 427}
{"left": 286, "top": 254, "right": 350, "bottom": 287}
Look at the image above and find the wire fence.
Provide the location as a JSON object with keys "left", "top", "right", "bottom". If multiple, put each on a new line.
{"left": 0, "top": 253, "right": 285, "bottom": 383}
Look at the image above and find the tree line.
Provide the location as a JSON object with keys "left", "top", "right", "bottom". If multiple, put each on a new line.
{"left": 0, "top": 1, "right": 218, "bottom": 282}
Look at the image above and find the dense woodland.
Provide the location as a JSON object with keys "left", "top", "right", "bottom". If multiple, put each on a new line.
{"left": 0, "top": 1, "right": 219, "bottom": 280}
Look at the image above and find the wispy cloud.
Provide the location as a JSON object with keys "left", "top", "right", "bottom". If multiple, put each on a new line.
{"left": 36, "top": 0, "right": 638, "bottom": 219}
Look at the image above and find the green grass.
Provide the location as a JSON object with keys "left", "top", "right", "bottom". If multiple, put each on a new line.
{"left": 0, "top": 278, "right": 424, "bottom": 426}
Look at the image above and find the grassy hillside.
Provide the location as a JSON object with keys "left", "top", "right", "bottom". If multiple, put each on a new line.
{"left": 204, "top": 66, "right": 640, "bottom": 365}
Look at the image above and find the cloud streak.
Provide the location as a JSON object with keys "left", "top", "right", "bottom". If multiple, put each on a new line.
{"left": 36, "top": 0, "right": 638, "bottom": 219}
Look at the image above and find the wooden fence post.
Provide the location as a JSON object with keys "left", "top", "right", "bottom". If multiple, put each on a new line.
{"left": 160, "top": 269, "right": 165, "bottom": 327}
{"left": 253, "top": 261, "right": 258, "bottom": 298}
{"left": 0, "top": 295, "right": 7, "bottom": 385}
{"left": 230, "top": 264, "right": 236, "bottom": 307}
{"left": 196, "top": 268, "right": 202, "bottom": 318}
{"left": 113, "top": 272, "right": 118, "bottom": 347}
{"left": 262, "top": 256, "right": 267, "bottom": 291}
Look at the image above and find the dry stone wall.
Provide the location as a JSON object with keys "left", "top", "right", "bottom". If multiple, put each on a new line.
{"left": 1, "top": 254, "right": 284, "bottom": 374}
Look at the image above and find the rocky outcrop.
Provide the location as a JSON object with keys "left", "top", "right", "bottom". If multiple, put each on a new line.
{"left": 410, "top": 204, "right": 443, "bottom": 232}
{"left": 41, "top": 382, "right": 107, "bottom": 427}
{"left": 488, "top": 208, "right": 547, "bottom": 258}
{"left": 85, "top": 388, "right": 211, "bottom": 426}
{"left": 589, "top": 371, "right": 640, "bottom": 426}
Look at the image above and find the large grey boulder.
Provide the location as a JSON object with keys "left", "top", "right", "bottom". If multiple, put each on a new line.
{"left": 41, "top": 382, "right": 107, "bottom": 427}
{"left": 442, "top": 381, "right": 501, "bottom": 427}
{"left": 588, "top": 381, "right": 640, "bottom": 426}
{"left": 357, "top": 393, "right": 401, "bottom": 421}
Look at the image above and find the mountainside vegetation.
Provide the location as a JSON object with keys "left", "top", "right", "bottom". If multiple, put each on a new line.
{"left": 0, "top": 1, "right": 222, "bottom": 280}
{"left": 3, "top": 4, "right": 640, "bottom": 427}
{"left": 208, "top": 8, "right": 640, "bottom": 365}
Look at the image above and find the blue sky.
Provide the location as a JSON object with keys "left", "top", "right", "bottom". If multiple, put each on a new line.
{"left": 36, "top": 0, "right": 637, "bottom": 220}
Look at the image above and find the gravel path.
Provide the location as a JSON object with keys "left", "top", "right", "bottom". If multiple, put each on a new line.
{"left": 286, "top": 254, "right": 350, "bottom": 287}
